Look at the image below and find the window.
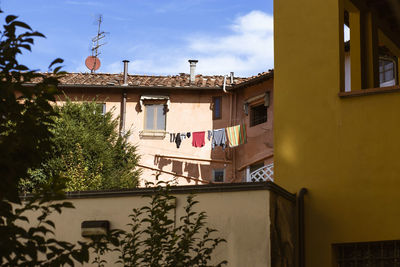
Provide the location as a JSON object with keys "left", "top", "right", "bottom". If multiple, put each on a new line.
{"left": 212, "top": 96, "right": 222, "bottom": 120}
{"left": 379, "top": 57, "right": 397, "bottom": 87}
{"left": 212, "top": 169, "right": 224, "bottom": 182}
{"left": 250, "top": 104, "right": 267, "bottom": 127}
{"left": 334, "top": 240, "right": 400, "bottom": 266}
{"left": 96, "top": 103, "right": 106, "bottom": 115}
{"left": 250, "top": 162, "right": 264, "bottom": 173}
{"left": 144, "top": 104, "right": 166, "bottom": 131}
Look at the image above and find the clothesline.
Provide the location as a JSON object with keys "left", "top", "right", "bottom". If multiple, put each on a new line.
{"left": 162, "top": 124, "right": 245, "bottom": 134}
{"left": 167, "top": 124, "right": 247, "bottom": 150}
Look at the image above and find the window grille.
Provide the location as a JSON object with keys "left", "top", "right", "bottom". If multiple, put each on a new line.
{"left": 212, "top": 169, "right": 224, "bottom": 182}
{"left": 250, "top": 104, "right": 267, "bottom": 127}
{"left": 334, "top": 240, "right": 400, "bottom": 267}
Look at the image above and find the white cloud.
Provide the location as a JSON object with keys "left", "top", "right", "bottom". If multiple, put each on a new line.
{"left": 231, "top": 10, "right": 274, "bottom": 33}
{"left": 104, "top": 10, "right": 274, "bottom": 77}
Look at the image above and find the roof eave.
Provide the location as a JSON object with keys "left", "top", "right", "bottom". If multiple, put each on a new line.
{"left": 23, "top": 83, "right": 232, "bottom": 91}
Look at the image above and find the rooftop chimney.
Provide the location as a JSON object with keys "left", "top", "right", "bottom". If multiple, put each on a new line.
{"left": 122, "top": 60, "right": 129, "bottom": 86}
{"left": 188, "top": 59, "right": 198, "bottom": 84}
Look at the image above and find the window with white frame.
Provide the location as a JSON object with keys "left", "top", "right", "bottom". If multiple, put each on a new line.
{"left": 144, "top": 104, "right": 166, "bottom": 131}
{"left": 96, "top": 103, "right": 106, "bottom": 115}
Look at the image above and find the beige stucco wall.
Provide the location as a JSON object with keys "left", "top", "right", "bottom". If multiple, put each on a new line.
{"left": 58, "top": 88, "right": 232, "bottom": 186}
{"left": 57, "top": 79, "right": 273, "bottom": 186}
{"left": 45, "top": 188, "right": 272, "bottom": 267}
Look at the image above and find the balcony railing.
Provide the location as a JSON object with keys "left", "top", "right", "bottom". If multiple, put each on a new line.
{"left": 247, "top": 163, "right": 274, "bottom": 182}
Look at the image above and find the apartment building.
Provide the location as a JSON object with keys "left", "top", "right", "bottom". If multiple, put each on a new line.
{"left": 49, "top": 61, "right": 274, "bottom": 186}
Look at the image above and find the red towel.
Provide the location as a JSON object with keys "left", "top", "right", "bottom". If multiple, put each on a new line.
{"left": 192, "top": 131, "right": 205, "bottom": 147}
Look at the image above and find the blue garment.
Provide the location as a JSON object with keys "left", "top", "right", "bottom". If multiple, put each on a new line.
{"left": 212, "top": 129, "right": 227, "bottom": 150}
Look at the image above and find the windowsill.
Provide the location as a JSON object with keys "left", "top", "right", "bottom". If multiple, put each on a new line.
{"left": 339, "top": 85, "right": 400, "bottom": 98}
{"left": 249, "top": 121, "right": 268, "bottom": 128}
{"left": 139, "top": 130, "right": 167, "bottom": 138}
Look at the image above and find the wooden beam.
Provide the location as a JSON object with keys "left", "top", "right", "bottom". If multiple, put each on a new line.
{"left": 137, "top": 164, "right": 211, "bottom": 184}
{"left": 154, "top": 154, "right": 231, "bottom": 164}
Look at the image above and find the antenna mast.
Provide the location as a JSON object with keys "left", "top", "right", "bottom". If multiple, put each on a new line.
{"left": 90, "top": 15, "right": 106, "bottom": 73}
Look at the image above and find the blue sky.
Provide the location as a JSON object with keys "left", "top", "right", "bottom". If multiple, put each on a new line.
{"left": 1, "top": 0, "right": 273, "bottom": 77}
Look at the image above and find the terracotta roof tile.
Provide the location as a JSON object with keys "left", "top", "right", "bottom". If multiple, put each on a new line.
{"left": 29, "top": 71, "right": 273, "bottom": 89}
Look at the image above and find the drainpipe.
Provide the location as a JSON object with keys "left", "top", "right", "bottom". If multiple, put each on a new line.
{"left": 120, "top": 60, "right": 129, "bottom": 136}
{"left": 222, "top": 73, "right": 236, "bottom": 180}
{"left": 296, "top": 188, "right": 308, "bottom": 267}
{"left": 222, "top": 75, "right": 228, "bottom": 93}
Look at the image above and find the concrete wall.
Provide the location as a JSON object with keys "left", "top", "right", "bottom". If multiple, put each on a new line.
{"left": 274, "top": 0, "right": 400, "bottom": 266}
{"left": 38, "top": 183, "right": 295, "bottom": 267}
{"left": 270, "top": 192, "right": 296, "bottom": 267}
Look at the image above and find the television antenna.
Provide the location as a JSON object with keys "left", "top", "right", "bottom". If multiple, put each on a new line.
{"left": 85, "top": 15, "right": 107, "bottom": 73}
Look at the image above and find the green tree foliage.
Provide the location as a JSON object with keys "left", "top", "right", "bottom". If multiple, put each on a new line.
{"left": 0, "top": 10, "right": 91, "bottom": 266}
{"left": 22, "top": 99, "right": 141, "bottom": 192}
{"left": 0, "top": 10, "right": 61, "bottom": 203}
{"left": 92, "top": 182, "right": 227, "bottom": 267}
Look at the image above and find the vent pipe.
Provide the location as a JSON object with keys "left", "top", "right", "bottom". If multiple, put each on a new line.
{"left": 188, "top": 59, "right": 198, "bottom": 84}
{"left": 122, "top": 60, "right": 129, "bottom": 86}
{"left": 120, "top": 60, "right": 129, "bottom": 136}
{"left": 230, "top": 72, "right": 234, "bottom": 84}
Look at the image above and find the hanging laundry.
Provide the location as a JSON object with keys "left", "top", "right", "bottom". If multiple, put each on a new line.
{"left": 170, "top": 133, "right": 176, "bottom": 143}
{"left": 180, "top": 133, "right": 187, "bottom": 140}
{"left": 192, "top": 131, "right": 205, "bottom": 148}
{"left": 226, "top": 124, "right": 247, "bottom": 147}
{"left": 207, "top": 130, "right": 212, "bottom": 141}
{"left": 175, "top": 133, "right": 182, "bottom": 148}
{"left": 186, "top": 132, "right": 191, "bottom": 138}
{"left": 212, "top": 128, "right": 227, "bottom": 150}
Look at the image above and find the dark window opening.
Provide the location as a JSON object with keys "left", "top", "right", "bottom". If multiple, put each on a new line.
{"left": 213, "top": 169, "right": 224, "bottom": 182}
{"left": 334, "top": 240, "right": 400, "bottom": 267}
{"left": 213, "top": 96, "right": 222, "bottom": 120}
{"left": 250, "top": 104, "right": 267, "bottom": 127}
{"left": 250, "top": 162, "right": 264, "bottom": 173}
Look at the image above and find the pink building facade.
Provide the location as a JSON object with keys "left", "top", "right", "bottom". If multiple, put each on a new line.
{"left": 49, "top": 63, "right": 273, "bottom": 186}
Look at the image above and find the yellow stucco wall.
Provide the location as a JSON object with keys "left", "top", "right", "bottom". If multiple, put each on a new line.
{"left": 274, "top": 0, "right": 400, "bottom": 266}
{"left": 45, "top": 187, "right": 272, "bottom": 267}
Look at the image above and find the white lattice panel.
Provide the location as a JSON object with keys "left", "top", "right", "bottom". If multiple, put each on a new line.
{"left": 248, "top": 163, "right": 274, "bottom": 182}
